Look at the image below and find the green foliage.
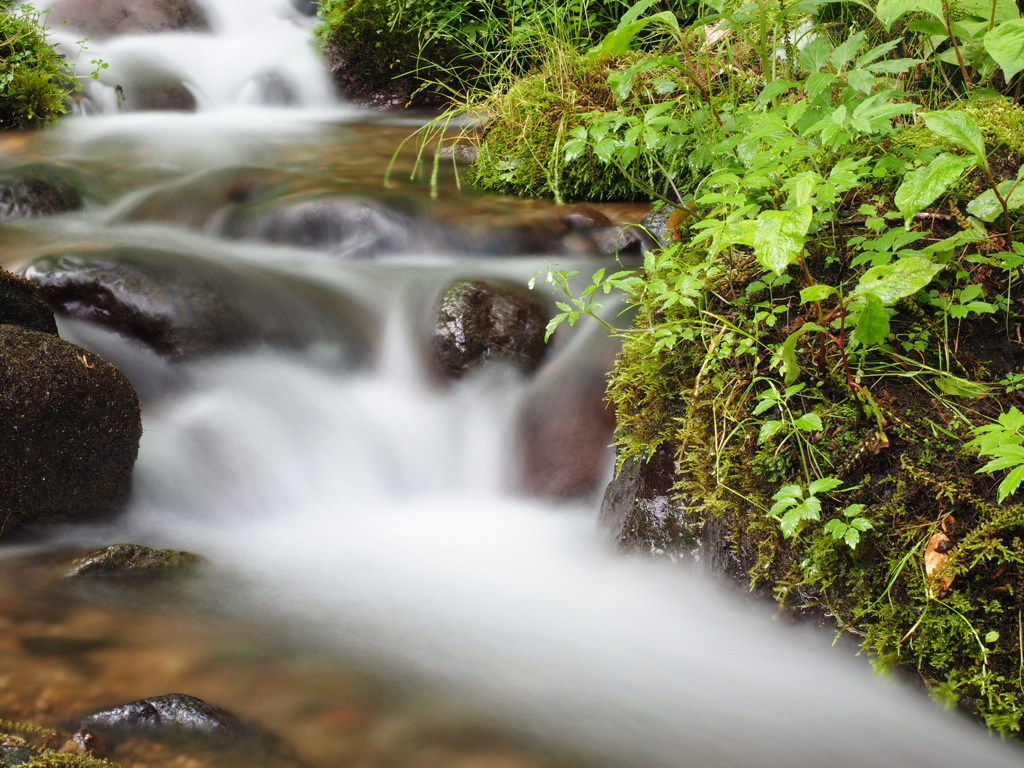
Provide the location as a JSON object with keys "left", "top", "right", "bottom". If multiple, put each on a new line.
{"left": 968, "top": 407, "right": 1024, "bottom": 502}
{"left": 0, "top": 4, "right": 74, "bottom": 129}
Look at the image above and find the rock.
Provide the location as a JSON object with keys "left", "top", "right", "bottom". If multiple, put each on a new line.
{"left": 433, "top": 280, "right": 550, "bottom": 378}
{"left": 640, "top": 205, "right": 684, "bottom": 247}
{"left": 517, "top": 334, "right": 618, "bottom": 499}
{"left": 0, "top": 745, "right": 38, "bottom": 766}
{"left": 586, "top": 224, "right": 658, "bottom": 258}
{"left": 289, "top": 0, "right": 318, "bottom": 16}
{"left": 47, "top": 0, "right": 210, "bottom": 40}
{"left": 66, "top": 543, "right": 203, "bottom": 578}
{"left": 598, "top": 445, "right": 687, "bottom": 556}
{"left": 0, "top": 174, "right": 82, "bottom": 220}
{"left": 558, "top": 206, "right": 612, "bottom": 230}
{"left": 216, "top": 196, "right": 421, "bottom": 258}
{"left": 0, "top": 267, "right": 58, "bottom": 335}
{"left": 73, "top": 694, "right": 280, "bottom": 751}
{"left": 23, "top": 248, "right": 376, "bottom": 362}
{"left": 0, "top": 325, "right": 142, "bottom": 536}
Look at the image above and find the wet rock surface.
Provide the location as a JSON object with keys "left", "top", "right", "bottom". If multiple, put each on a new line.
{"left": 24, "top": 248, "right": 377, "bottom": 363}
{"left": 216, "top": 196, "right": 424, "bottom": 258}
{"left": 517, "top": 334, "right": 618, "bottom": 500}
{"left": 0, "top": 174, "right": 82, "bottom": 220}
{"left": 0, "top": 325, "right": 142, "bottom": 537}
{"left": 66, "top": 544, "right": 203, "bottom": 579}
{"left": 47, "top": 0, "right": 211, "bottom": 40}
{"left": 0, "top": 267, "right": 58, "bottom": 335}
{"left": 433, "top": 280, "right": 550, "bottom": 378}
{"left": 73, "top": 694, "right": 281, "bottom": 751}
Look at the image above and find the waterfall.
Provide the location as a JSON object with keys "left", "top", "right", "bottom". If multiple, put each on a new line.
{"left": 2, "top": 2, "right": 1023, "bottom": 766}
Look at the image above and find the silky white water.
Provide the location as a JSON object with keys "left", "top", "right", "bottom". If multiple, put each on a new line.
{"left": 7, "top": 0, "right": 1024, "bottom": 765}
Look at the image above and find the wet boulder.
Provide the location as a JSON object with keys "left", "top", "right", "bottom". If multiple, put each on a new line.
{"left": 66, "top": 543, "right": 203, "bottom": 578}
{"left": 433, "top": 280, "right": 550, "bottom": 378}
{"left": 517, "top": 332, "right": 618, "bottom": 499}
{"left": 0, "top": 267, "right": 58, "bottom": 335}
{"left": 23, "top": 247, "right": 376, "bottom": 363}
{"left": 73, "top": 694, "right": 280, "bottom": 751}
{"left": 0, "top": 325, "right": 142, "bottom": 536}
{"left": 47, "top": 0, "right": 210, "bottom": 40}
{"left": 215, "top": 196, "right": 423, "bottom": 259}
{"left": 0, "top": 174, "right": 82, "bottom": 220}
{"left": 640, "top": 205, "right": 684, "bottom": 247}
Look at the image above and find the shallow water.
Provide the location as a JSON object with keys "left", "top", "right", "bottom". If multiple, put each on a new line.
{"left": 3, "top": 1, "right": 1024, "bottom": 766}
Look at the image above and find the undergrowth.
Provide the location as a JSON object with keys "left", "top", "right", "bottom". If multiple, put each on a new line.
{"left": 0, "top": 4, "right": 75, "bottom": 130}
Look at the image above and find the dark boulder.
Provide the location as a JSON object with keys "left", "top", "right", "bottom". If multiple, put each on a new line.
{"left": 0, "top": 325, "right": 142, "bottom": 536}
{"left": 0, "top": 267, "right": 58, "bottom": 335}
{"left": 0, "top": 174, "right": 82, "bottom": 220}
{"left": 47, "top": 0, "right": 210, "bottom": 40}
{"left": 23, "top": 248, "right": 376, "bottom": 362}
{"left": 433, "top": 280, "right": 550, "bottom": 378}
{"left": 73, "top": 694, "right": 280, "bottom": 751}
{"left": 66, "top": 543, "right": 203, "bottom": 578}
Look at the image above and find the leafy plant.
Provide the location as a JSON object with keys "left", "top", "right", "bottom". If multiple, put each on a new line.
{"left": 967, "top": 407, "right": 1024, "bottom": 502}
{"left": 769, "top": 476, "right": 844, "bottom": 538}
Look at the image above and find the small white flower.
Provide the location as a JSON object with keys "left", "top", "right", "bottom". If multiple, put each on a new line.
{"left": 528, "top": 277, "right": 536, "bottom": 290}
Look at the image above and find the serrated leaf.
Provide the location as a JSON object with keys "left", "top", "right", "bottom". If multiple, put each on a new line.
{"left": 800, "top": 36, "right": 833, "bottom": 72}
{"left": 922, "top": 111, "right": 987, "bottom": 160}
{"left": 847, "top": 68, "right": 875, "bottom": 95}
{"left": 852, "top": 256, "right": 946, "bottom": 305}
{"left": 985, "top": 19, "right": 1024, "bottom": 82}
{"left": 759, "top": 420, "right": 786, "bottom": 444}
{"left": 752, "top": 205, "right": 813, "bottom": 275}
{"left": 831, "top": 32, "right": 867, "bottom": 70}
{"left": 795, "top": 413, "right": 824, "bottom": 432}
{"left": 852, "top": 291, "right": 890, "bottom": 345}
{"left": 997, "top": 464, "right": 1024, "bottom": 502}
{"left": 844, "top": 528, "right": 862, "bottom": 548}
{"left": 894, "top": 152, "right": 975, "bottom": 222}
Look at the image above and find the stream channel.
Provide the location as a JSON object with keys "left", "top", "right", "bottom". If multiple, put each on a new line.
{"left": 2, "top": 2, "right": 1024, "bottom": 767}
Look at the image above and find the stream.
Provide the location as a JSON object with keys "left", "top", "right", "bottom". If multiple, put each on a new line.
{"left": 2, "top": 1, "right": 1024, "bottom": 767}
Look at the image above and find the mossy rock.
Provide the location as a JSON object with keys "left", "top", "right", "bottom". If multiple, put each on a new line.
{"left": 0, "top": 325, "right": 142, "bottom": 537}
{"left": 65, "top": 544, "right": 203, "bottom": 578}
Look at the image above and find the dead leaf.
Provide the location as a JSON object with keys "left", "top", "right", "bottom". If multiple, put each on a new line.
{"left": 925, "top": 532, "right": 955, "bottom": 594}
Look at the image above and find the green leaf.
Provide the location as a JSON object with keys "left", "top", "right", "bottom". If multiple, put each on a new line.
{"left": 809, "top": 476, "right": 844, "bottom": 495}
{"left": 800, "top": 284, "right": 837, "bottom": 303}
{"left": 795, "top": 412, "right": 824, "bottom": 432}
{"left": 831, "top": 32, "right": 867, "bottom": 70}
{"left": 852, "top": 291, "right": 890, "bottom": 345}
{"left": 876, "top": 0, "right": 944, "bottom": 26}
{"left": 936, "top": 375, "right": 989, "bottom": 398}
{"left": 759, "top": 420, "right": 786, "bottom": 443}
{"left": 852, "top": 256, "right": 946, "bottom": 305}
{"left": 922, "top": 111, "right": 987, "bottom": 161}
{"left": 800, "top": 36, "right": 832, "bottom": 72}
{"left": 895, "top": 152, "right": 975, "bottom": 222}
{"left": 985, "top": 19, "right": 1024, "bottom": 82}
{"left": 847, "top": 68, "right": 875, "bottom": 95}
{"left": 997, "top": 463, "right": 1024, "bottom": 502}
{"left": 752, "top": 205, "right": 813, "bottom": 275}
{"left": 966, "top": 175, "right": 1024, "bottom": 222}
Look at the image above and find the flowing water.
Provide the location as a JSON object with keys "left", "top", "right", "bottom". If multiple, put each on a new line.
{"left": 2, "top": 2, "right": 1024, "bottom": 767}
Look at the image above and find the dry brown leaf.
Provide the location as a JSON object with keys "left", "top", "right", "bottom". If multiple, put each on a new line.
{"left": 924, "top": 532, "right": 955, "bottom": 594}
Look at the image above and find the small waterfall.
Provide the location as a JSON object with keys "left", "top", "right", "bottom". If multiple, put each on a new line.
{"left": 3, "top": 2, "right": 1024, "bottom": 766}
{"left": 43, "top": 0, "right": 336, "bottom": 113}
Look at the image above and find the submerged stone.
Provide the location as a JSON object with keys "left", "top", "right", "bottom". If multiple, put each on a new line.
{"left": 66, "top": 543, "right": 203, "bottom": 578}
{"left": 0, "top": 745, "right": 38, "bottom": 766}
{"left": 433, "top": 280, "right": 550, "bottom": 378}
{"left": 0, "top": 174, "right": 82, "bottom": 220}
{"left": 0, "top": 325, "right": 142, "bottom": 537}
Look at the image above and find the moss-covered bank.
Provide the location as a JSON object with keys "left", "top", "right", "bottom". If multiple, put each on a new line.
{"left": 0, "top": 6, "right": 75, "bottom": 130}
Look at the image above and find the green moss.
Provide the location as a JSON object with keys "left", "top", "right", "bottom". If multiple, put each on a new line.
{"left": 0, "top": 8, "right": 74, "bottom": 130}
